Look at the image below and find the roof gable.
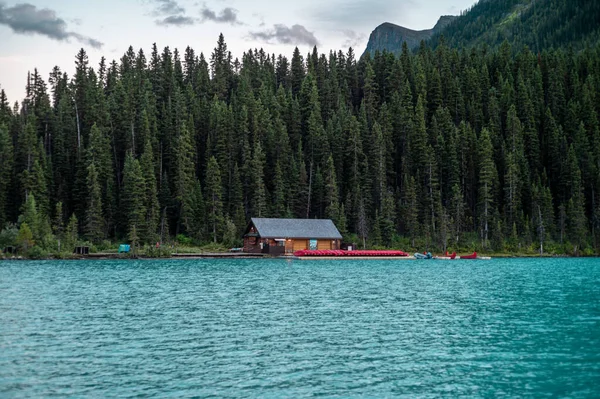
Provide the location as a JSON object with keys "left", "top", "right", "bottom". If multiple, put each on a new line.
{"left": 248, "top": 218, "right": 342, "bottom": 239}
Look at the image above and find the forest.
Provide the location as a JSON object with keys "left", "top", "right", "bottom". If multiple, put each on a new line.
{"left": 428, "top": 0, "right": 600, "bottom": 52}
{"left": 1, "top": 34, "right": 600, "bottom": 256}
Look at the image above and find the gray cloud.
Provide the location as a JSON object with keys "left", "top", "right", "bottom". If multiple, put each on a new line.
{"left": 250, "top": 24, "right": 319, "bottom": 47}
{"left": 200, "top": 5, "right": 241, "bottom": 25}
{"left": 150, "top": 0, "right": 196, "bottom": 27}
{"left": 341, "top": 29, "right": 366, "bottom": 49}
{"left": 156, "top": 15, "right": 196, "bottom": 26}
{"left": 152, "top": 0, "right": 185, "bottom": 16}
{"left": 0, "top": 3, "right": 103, "bottom": 48}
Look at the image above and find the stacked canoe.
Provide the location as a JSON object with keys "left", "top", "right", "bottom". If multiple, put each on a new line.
{"left": 294, "top": 250, "right": 409, "bottom": 257}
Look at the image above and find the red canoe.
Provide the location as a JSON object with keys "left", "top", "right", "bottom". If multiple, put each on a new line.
{"left": 459, "top": 252, "right": 477, "bottom": 259}
{"left": 294, "top": 249, "right": 409, "bottom": 257}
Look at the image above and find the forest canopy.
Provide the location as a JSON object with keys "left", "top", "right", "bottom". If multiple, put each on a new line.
{"left": 1, "top": 34, "right": 600, "bottom": 254}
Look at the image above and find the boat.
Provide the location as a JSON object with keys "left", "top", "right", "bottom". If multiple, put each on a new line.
{"left": 414, "top": 252, "right": 432, "bottom": 259}
{"left": 458, "top": 252, "right": 491, "bottom": 260}
{"left": 459, "top": 252, "right": 478, "bottom": 259}
{"left": 435, "top": 251, "right": 457, "bottom": 260}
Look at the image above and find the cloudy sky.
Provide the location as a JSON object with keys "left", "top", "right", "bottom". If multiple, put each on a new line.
{"left": 0, "top": 0, "right": 475, "bottom": 103}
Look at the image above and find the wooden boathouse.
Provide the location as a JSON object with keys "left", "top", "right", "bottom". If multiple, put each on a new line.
{"left": 243, "top": 218, "right": 343, "bottom": 256}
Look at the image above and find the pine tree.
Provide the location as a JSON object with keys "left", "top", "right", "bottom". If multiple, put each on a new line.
{"left": 564, "top": 145, "right": 587, "bottom": 250}
{"left": 504, "top": 106, "right": 525, "bottom": 234}
{"left": 380, "top": 189, "right": 396, "bottom": 247}
{"left": 401, "top": 175, "right": 419, "bottom": 247}
{"left": 129, "top": 224, "right": 140, "bottom": 256}
{"left": 174, "top": 122, "right": 196, "bottom": 235}
{"left": 449, "top": 184, "right": 465, "bottom": 246}
{"left": 323, "top": 155, "right": 341, "bottom": 226}
{"left": 84, "top": 163, "right": 104, "bottom": 243}
{"left": 0, "top": 124, "right": 13, "bottom": 227}
{"left": 370, "top": 122, "right": 387, "bottom": 211}
{"left": 205, "top": 156, "right": 223, "bottom": 243}
{"left": 16, "top": 222, "right": 34, "bottom": 252}
{"left": 251, "top": 141, "right": 267, "bottom": 217}
{"left": 64, "top": 213, "right": 79, "bottom": 252}
{"left": 20, "top": 194, "right": 39, "bottom": 241}
{"left": 478, "top": 128, "right": 498, "bottom": 248}
{"left": 140, "top": 139, "right": 159, "bottom": 244}
{"left": 122, "top": 153, "right": 147, "bottom": 243}
{"left": 271, "top": 161, "right": 286, "bottom": 217}
{"left": 230, "top": 163, "right": 246, "bottom": 234}
{"left": 291, "top": 47, "right": 305, "bottom": 97}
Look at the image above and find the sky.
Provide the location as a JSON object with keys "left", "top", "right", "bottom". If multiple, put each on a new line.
{"left": 0, "top": 0, "right": 476, "bottom": 104}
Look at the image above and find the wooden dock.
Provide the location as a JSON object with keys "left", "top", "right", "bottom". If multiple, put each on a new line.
{"left": 84, "top": 252, "right": 268, "bottom": 259}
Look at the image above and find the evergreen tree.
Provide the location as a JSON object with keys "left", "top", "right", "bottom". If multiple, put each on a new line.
{"left": 251, "top": 141, "right": 267, "bottom": 217}
{"left": 16, "top": 222, "right": 34, "bottom": 252}
{"left": 323, "top": 155, "right": 341, "bottom": 226}
{"left": 122, "top": 153, "right": 147, "bottom": 243}
{"left": 0, "top": 124, "right": 13, "bottom": 227}
{"left": 271, "top": 161, "right": 286, "bottom": 217}
{"left": 174, "top": 122, "right": 196, "bottom": 235}
{"left": 20, "top": 194, "right": 39, "bottom": 241}
{"left": 205, "top": 156, "right": 223, "bottom": 243}
{"left": 380, "top": 189, "right": 396, "bottom": 247}
{"left": 64, "top": 213, "right": 79, "bottom": 252}
{"left": 84, "top": 163, "right": 104, "bottom": 243}
{"left": 401, "top": 175, "right": 419, "bottom": 247}
{"left": 140, "top": 139, "right": 159, "bottom": 244}
{"left": 478, "top": 128, "right": 498, "bottom": 248}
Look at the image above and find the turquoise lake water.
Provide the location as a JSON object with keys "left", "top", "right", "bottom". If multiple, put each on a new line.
{"left": 1, "top": 258, "right": 599, "bottom": 397}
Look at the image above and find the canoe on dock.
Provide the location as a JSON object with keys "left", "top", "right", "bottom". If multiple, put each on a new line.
{"left": 458, "top": 252, "right": 491, "bottom": 260}
{"left": 294, "top": 250, "right": 409, "bottom": 257}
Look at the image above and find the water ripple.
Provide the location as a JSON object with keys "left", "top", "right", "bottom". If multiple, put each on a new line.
{"left": 1, "top": 258, "right": 599, "bottom": 397}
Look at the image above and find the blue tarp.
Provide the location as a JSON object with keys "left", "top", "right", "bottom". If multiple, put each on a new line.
{"left": 118, "top": 244, "right": 130, "bottom": 253}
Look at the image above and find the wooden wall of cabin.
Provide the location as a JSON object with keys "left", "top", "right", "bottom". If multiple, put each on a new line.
{"left": 243, "top": 236, "right": 263, "bottom": 253}
{"left": 245, "top": 238, "right": 341, "bottom": 254}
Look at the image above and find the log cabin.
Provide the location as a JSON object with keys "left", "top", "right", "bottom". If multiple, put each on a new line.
{"left": 243, "top": 218, "right": 342, "bottom": 256}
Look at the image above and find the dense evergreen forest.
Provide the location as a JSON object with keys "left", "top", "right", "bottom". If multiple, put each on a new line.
{"left": 1, "top": 34, "right": 600, "bottom": 255}
{"left": 429, "top": 0, "right": 600, "bottom": 52}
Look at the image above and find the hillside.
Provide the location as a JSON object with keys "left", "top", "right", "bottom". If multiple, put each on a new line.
{"left": 364, "top": 16, "right": 456, "bottom": 56}
{"left": 428, "top": 0, "right": 600, "bottom": 51}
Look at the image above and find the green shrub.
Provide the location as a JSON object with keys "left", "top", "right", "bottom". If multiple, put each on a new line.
{"left": 176, "top": 234, "right": 192, "bottom": 245}
{"left": 199, "top": 242, "right": 228, "bottom": 252}
{"left": 145, "top": 245, "right": 172, "bottom": 258}
{"left": 96, "top": 240, "right": 113, "bottom": 251}
{"left": 26, "top": 246, "right": 48, "bottom": 259}
{"left": 0, "top": 223, "right": 18, "bottom": 249}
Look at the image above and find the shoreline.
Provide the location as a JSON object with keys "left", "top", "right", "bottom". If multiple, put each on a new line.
{"left": 0, "top": 252, "right": 591, "bottom": 261}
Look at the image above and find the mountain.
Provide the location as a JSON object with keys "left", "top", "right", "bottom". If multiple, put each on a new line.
{"left": 363, "top": 15, "right": 457, "bottom": 56}
{"left": 365, "top": 1, "right": 600, "bottom": 56}
{"left": 428, "top": 0, "right": 600, "bottom": 51}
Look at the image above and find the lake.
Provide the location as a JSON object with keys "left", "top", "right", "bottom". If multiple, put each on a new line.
{"left": 1, "top": 258, "right": 599, "bottom": 397}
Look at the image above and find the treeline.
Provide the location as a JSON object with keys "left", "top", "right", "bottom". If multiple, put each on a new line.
{"left": 1, "top": 34, "right": 600, "bottom": 254}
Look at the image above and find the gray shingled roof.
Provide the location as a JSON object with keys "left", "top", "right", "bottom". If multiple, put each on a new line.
{"left": 250, "top": 218, "right": 342, "bottom": 239}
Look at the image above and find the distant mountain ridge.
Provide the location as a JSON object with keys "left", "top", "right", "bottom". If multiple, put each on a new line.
{"left": 364, "top": 16, "right": 457, "bottom": 56}
{"left": 364, "top": 0, "right": 600, "bottom": 56}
